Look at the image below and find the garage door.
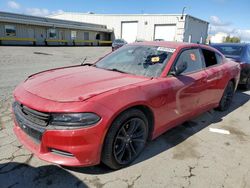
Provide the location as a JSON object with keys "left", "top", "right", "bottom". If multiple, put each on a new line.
{"left": 154, "top": 25, "right": 176, "bottom": 41}
{"left": 121, "top": 22, "right": 138, "bottom": 43}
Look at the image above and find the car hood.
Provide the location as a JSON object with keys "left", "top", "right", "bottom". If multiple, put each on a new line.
{"left": 23, "top": 66, "right": 149, "bottom": 102}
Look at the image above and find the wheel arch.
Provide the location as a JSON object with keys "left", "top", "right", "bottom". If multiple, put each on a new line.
{"left": 113, "top": 104, "right": 155, "bottom": 140}
{"left": 102, "top": 103, "right": 155, "bottom": 146}
{"left": 229, "top": 78, "right": 237, "bottom": 91}
{"left": 100, "top": 104, "right": 155, "bottom": 169}
{"left": 130, "top": 105, "right": 155, "bottom": 140}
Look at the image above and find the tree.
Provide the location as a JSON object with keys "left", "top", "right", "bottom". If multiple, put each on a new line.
{"left": 224, "top": 36, "right": 241, "bottom": 43}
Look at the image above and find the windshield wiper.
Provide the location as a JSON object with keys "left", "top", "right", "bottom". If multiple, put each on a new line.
{"left": 80, "top": 57, "right": 95, "bottom": 66}
{"left": 107, "top": 68, "right": 127, "bottom": 74}
{"left": 81, "top": 63, "right": 96, "bottom": 67}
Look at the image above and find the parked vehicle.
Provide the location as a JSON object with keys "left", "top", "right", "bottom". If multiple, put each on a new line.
{"left": 135, "top": 39, "right": 146, "bottom": 42}
{"left": 13, "top": 42, "right": 240, "bottom": 170}
{"left": 112, "top": 39, "right": 127, "bottom": 51}
{"left": 154, "top": 39, "right": 165, "bottom": 41}
{"left": 211, "top": 43, "right": 250, "bottom": 90}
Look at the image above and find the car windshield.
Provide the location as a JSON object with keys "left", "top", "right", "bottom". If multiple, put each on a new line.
{"left": 96, "top": 45, "right": 173, "bottom": 77}
{"left": 213, "top": 45, "right": 244, "bottom": 56}
{"left": 114, "top": 39, "right": 124, "bottom": 43}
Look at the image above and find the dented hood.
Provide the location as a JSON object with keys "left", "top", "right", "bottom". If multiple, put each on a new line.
{"left": 23, "top": 66, "right": 148, "bottom": 102}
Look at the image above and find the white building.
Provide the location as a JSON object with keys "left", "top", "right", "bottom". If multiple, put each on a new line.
{"left": 50, "top": 13, "right": 209, "bottom": 44}
{"left": 209, "top": 32, "right": 228, "bottom": 43}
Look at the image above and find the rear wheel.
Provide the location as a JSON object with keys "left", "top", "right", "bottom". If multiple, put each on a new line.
{"left": 244, "top": 76, "right": 250, "bottom": 90}
{"left": 102, "top": 109, "right": 148, "bottom": 170}
{"left": 217, "top": 81, "right": 234, "bottom": 111}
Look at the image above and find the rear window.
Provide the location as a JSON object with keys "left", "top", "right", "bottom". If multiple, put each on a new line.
{"left": 201, "top": 49, "right": 218, "bottom": 67}
{"left": 213, "top": 45, "right": 244, "bottom": 56}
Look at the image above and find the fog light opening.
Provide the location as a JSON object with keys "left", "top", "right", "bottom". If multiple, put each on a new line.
{"left": 49, "top": 148, "right": 74, "bottom": 157}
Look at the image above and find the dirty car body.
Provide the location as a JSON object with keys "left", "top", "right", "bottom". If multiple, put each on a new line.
{"left": 13, "top": 42, "right": 240, "bottom": 169}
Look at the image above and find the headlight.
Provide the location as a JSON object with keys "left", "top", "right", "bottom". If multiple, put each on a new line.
{"left": 50, "top": 113, "right": 101, "bottom": 127}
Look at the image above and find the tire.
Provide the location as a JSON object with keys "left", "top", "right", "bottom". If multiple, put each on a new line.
{"left": 244, "top": 76, "right": 250, "bottom": 90}
{"left": 102, "top": 109, "right": 148, "bottom": 170}
{"left": 217, "top": 81, "right": 234, "bottom": 111}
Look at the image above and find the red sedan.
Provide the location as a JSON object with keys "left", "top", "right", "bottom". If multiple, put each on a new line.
{"left": 13, "top": 42, "right": 240, "bottom": 169}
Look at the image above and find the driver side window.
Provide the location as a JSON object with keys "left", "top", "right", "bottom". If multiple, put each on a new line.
{"left": 175, "top": 49, "right": 204, "bottom": 74}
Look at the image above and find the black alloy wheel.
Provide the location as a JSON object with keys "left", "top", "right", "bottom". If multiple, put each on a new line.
{"left": 102, "top": 109, "right": 148, "bottom": 169}
{"left": 113, "top": 118, "right": 147, "bottom": 165}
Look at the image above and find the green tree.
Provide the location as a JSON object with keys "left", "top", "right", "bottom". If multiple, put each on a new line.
{"left": 224, "top": 36, "right": 241, "bottom": 43}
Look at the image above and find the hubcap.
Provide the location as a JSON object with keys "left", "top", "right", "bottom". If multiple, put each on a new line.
{"left": 113, "top": 118, "right": 146, "bottom": 165}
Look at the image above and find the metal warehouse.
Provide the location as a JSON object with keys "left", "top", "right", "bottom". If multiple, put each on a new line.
{"left": 50, "top": 12, "right": 209, "bottom": 44}
{"left": 0, "top": 11, "right": 113, "bottom": 46}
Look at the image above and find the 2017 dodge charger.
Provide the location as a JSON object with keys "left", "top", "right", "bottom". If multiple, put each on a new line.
{"left": 13, "top": 42, "right": 240, "bottom": 169}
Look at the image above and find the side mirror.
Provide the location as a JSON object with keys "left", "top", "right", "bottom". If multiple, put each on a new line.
{"left": 172, "top": 61, "right": 187, "bottom": 76}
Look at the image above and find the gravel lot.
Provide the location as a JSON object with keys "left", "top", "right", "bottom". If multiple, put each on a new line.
{"left": 0, "top": 46, "right": 250, "bottom": 188}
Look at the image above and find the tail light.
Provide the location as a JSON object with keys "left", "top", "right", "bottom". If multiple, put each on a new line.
{"left": 240, "top": 62, "right": 247, "bottom": 69}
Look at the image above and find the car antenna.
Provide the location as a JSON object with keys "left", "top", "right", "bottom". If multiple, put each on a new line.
{"left": 81, "top": 57, "right": 87, "bottom": 65}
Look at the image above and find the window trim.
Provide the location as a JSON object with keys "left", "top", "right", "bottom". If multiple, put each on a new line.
{"left": 5, "top": 25, "right": 16, "bottom": 37}
{"left": 84, "top": 32, "right": 90, "bottom": 40}
{"left": 200, "top": 47, "right": 225, "bottom": 70}
{"left": 71, "top": 30, "right": 77, "bottom": 40}
{"left": 167, "top": 47, "right": 206, "bottom": 77}
{"left": 47, "top": 28, "right": 57, "bottom": 39}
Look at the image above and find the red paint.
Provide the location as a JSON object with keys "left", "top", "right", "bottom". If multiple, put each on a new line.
{"left": 13, "top": 42, "right": 240, "bottom": 167}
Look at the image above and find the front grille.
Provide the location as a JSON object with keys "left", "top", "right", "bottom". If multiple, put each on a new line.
{"left": 13, "top": 102, "right": 49, "bottom": 142}
{"left": 15, "top": 102, "right": 50, "bottom": 127}
{"left": 18, "top": 121, "right": 44, "bottom": 142}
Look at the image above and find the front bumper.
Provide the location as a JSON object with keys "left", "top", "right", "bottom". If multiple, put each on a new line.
{"left": 13, "top": 104, "right": 106, "bottom": 167}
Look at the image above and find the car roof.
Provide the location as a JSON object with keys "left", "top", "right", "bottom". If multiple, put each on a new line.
{"left": 129, "top": 41, "right": 216, "bottom": 51}
{"left": 211, "top": 43, "right": 249, "bottom": 47}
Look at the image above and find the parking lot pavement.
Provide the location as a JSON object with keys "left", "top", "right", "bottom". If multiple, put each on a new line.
{"left": 0, "top": 46, "right": 250, "bottom": 188}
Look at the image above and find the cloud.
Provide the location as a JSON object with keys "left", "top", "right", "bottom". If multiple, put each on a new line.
{"left": 209, "top": 16, "right": 250, "bottom": 42}
{"left": 6, "top": 0, "right": 64, "bottom": 16}
{"left": 7, "top": 1, "right": 20, "bottom": 9}
{"left": 51, "top": 9, "right": 64, "bottom": 15}
{"left": 24, "top": 8, "right": 64, "bottom": 17}
{"left": 234, "top": 29, "right": 250, "bottom": 42}
{"left": 25, "top": 8, "right": 50, "bottom": 16}
{"left": 210, "top": 16, "right": 231, "bottom": 26}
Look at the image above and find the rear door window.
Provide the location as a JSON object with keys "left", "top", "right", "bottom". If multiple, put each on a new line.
{"left": 201, "top": 49, "right": 218, "bottom": 67}
{"left": 215, "top": 53, "right": 223, "bottom": 64}
{"left": 174, "top": 48, "right": 204, "bottom": 74}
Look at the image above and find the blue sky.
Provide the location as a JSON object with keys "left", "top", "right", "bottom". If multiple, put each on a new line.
{"left": 0, "top": 0, "right": 249, "bottom": 41}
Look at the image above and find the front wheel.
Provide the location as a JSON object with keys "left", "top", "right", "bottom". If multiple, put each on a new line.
{"left": 102, "top": 109, "right": 148, "bottom": 170}
{"left": 216, "top": 81, "right": 234, "bottom": 111}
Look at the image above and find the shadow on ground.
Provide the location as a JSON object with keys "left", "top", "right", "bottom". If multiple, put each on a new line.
{"left": 0, "top": 162, "right": 88, "bottom": 188}
{"left": 66, "top": 91, "right": 250, "bottom": 174}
